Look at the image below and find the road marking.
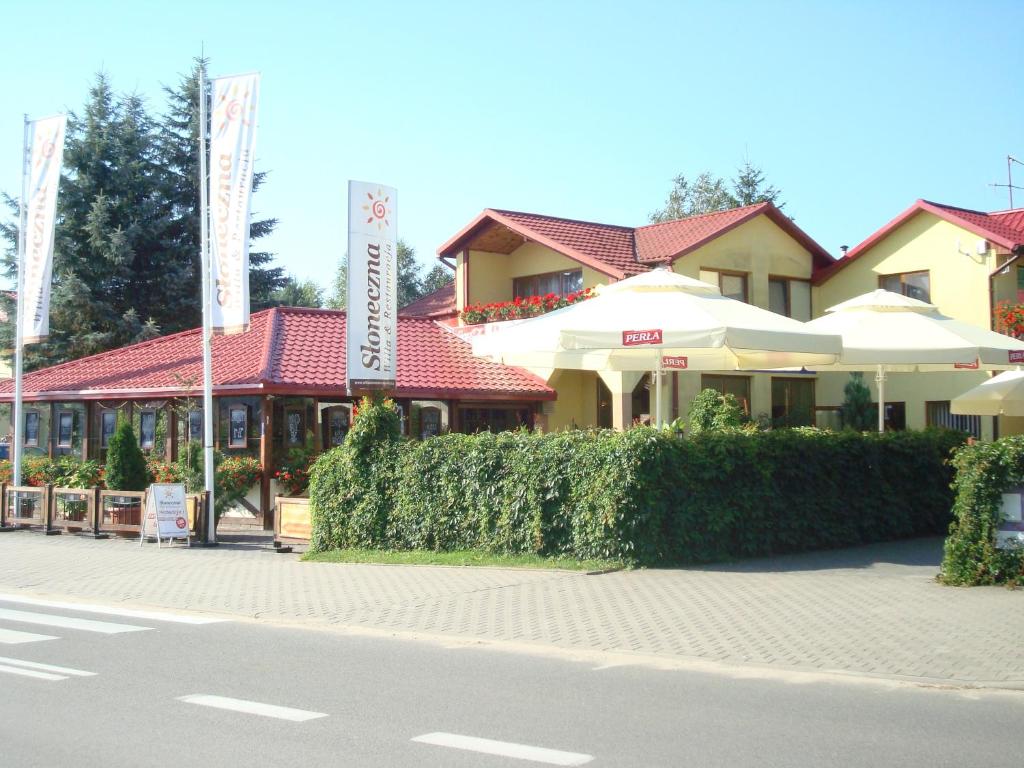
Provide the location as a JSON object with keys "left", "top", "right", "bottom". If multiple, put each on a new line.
{"left": 0, "top": 608, "right": 151, "bottom": 635}
{"left": 177, "top": 695, "right": 328, "bottom": 722}
{"left": 411, "top": 732, "right": 594, "bottom": 766}
{"left": 0, "top": 594, "right": 228, "bottom": 625}
{"left": 0, "top": 656, "right": 96, "bottom": 676}
{"left": 0, "top": 663, "right": 66, "bottom": 681}
{"left": 0, "top": 627, "right": 58, "bottom": 645}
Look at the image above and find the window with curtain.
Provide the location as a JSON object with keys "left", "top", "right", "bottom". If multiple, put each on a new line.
{"left": 699, "top": 269, "right": 749, "bottom": 303}
{"left": 926, "top": 400, "right": 981, "bottom": 439}
{"left": 700, "top": 374, "right": 752, "bottom": 415}
{"left": 513, "top": 269, "right": 583, "bottom": 299}
{"left": 771, "top": 377, "right": 815, "bottom": 427}
{"left": 879, "top": 270, "right": 930, "bottom": 302}
{"left": 769, "top": 277, "right": 811, "bottom": 320}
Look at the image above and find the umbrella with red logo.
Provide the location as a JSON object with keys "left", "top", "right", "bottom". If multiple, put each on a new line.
{"left": 472, "top": 268, "right": 842, "bottom": 426}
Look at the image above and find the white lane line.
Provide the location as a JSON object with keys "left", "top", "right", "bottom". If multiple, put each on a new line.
{"left": 0, "top": 664, "right": 66, "bottom": 681}
{"left": 0, "top": 608, "right": 151, "bottom": 635}
{"left": 177, "top": 695, "right": 328, "bottom": 722}
{"left": 411, "top": 732, "right": 594, "bottom": 766}
{"left": 0, "top": 656, "right": 96, "bottom": 676}
{"left": 0, "top": 594, "right": 228, "bottom": 624}
{"left": 0, "top": 627, "right": 58, "bottom": 645}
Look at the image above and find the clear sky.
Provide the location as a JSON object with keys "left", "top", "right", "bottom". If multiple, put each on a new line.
{"left": 2, "top": 0, "right": 1021, "bottom": 298}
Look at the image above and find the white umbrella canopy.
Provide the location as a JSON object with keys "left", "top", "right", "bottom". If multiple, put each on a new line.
{"left": 951, "top": 370, "right": 1024, "bottom": 417}
{"left": 471, "top": 268, "right": 843, "bottom": 426}
{"left": 472, "top": 269, "right": 843, "bottom": 372}
{"left": 799, "top": 289, "right": 1024, "bottom": 431}
{"left": 804, "top": 290, "right": 1024, "bottom": 371}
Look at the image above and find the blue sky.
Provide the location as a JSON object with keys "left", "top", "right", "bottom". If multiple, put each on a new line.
{"left": 2, "top": 0, "right": 1021, "bottom": 298}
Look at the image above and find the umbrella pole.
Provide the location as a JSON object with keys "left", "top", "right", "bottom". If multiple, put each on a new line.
{"left": 875, "top": 364, "right": 886, "bottom": 433}
{"left": 655, "top": 354, "right": 663, "bottom": 429}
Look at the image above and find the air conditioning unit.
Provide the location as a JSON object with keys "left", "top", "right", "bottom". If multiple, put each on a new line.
{"left": 977, "top": 239, "right": 989, "bottom": 255}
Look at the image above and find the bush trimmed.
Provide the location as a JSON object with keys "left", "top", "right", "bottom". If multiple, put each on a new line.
{"left": 310, "top": 420, "right": 964, "bottom": 565}
{"left": 941, "top": 436, "right": 1024, "bottom": 586}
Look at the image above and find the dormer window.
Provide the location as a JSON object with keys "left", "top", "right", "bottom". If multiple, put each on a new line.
{"left": 513, "top": 269, "right": 583, "bottom": 299}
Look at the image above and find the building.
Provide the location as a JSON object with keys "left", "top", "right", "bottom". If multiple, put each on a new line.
{"left": 439, "top": 203, "right": 834, "bottom": 429}
{"left": 813, "top": 199, "right": 1024, "bottom": 437}
{"left": 0, "top": 306, "right": 554, "bottom": 525}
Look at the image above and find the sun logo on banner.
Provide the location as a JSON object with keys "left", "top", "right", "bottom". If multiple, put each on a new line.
{"left": 362, "top": 189, "right": 391, "bottom": 230}
{"left": 33, "top": 128, "right": 59, "bottom": 169}
{"left": 213, "top": 82, "right": 256, "bottom": 139}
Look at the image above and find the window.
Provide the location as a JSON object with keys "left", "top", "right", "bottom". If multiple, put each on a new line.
{"left": 879, "top": 270, "right": 930, "bottom": 302}
{"left": 24, "top": 411, "right": 40, "bottom": 447}
{"left": 771, "top": 377, "right": 815, "bottom": 427}
{"left": 139, "top": 410, "right": 157, "bottom": 450}
{"left": 188, "top": 410, "right": 203, "bottom": 442}
{"left": 877, "top": 401, "right": 906, "bottom": 431}
{"left": 458, "top": 407, "right": 532, "bottom": 433}
{"left": 419, "top": 407, "right": 441, "bottom": 439}
{"left": 700, "top": 374, "right": 752, "bottom": 415}
{"left": 285, "top": 408, "right": 305, "bottom": 446}
{"left": 596, "top": 378, "right": 613, "bottom": 429}
{"left": 926, "top": 401, "right": 982, "bottom": 439}
{"left": 57, "top": 411, "right": 74, "bottom": 448}
{"left": 228, "top": 406, "right": 248, "bottom": 449}
{"left": 100, "top": 411, "right": 118, "bottom": 448}
{"left": 700, "top": 269, "right": 749, "bottom": 303}
{"left": 513, "top": 269, "right": 583, "bottom": 299}
{"left": 769, "top": 277, "right": 812, "bottom": 321}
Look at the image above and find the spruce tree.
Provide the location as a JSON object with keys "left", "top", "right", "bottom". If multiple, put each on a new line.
{"left": 840, "top": 372, "right": 877, "bottom": 431}
{"left": 105, "top": 418, "right": 149, "bottom": 491}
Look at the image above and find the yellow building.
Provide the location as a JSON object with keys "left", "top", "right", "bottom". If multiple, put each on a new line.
{"left": 438, "top": 204, "right": 835, "bottom": 430}
{"left": 812, "top": 199, "right": 1024, "bottom": 438}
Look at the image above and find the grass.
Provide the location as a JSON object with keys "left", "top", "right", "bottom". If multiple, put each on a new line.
{"left": 302, "top": 548, "right": 626, "bottom": 572}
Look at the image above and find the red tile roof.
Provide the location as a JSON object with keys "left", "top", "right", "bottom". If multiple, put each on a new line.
{"left": 399, "top": 282, "right": 457, "bottom": 318}
{"left": 0, "top": 307, "right": 554, "bottom": 402}
{"left": 438, "top": 203, "right": 833, "bottom": 278}
{"left": 813, "top": 199, "right": 1024, "bottom": 285}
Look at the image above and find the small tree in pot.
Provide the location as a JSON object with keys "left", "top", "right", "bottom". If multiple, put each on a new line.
{"left": 105, "top": 418, "right": 149, "bottom": 491}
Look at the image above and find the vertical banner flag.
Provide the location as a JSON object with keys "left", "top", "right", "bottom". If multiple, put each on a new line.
{"left": 21, "top": 115, "right": 67, "bottom": 344}
{"left": 209, "top": 73, "right": 260, "bottom": 334}
{"left": 347, "top": 181, "right": 397, "bottom": 391}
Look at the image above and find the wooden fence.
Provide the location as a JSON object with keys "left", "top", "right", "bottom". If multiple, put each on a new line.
{"left": 0, "top": 483, "right": 207, "bottom": 541}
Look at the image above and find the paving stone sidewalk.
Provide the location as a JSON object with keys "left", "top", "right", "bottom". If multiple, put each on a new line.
{"left": 0, "top": 532, "right": 1021, "bottom": 688}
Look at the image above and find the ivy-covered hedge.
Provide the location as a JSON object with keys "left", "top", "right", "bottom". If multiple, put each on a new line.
{"left": 310, "top": 404, "right": 965, "bottom": 565}
{"left": 941, "top": 436, "right": 1024, "bottom": 586}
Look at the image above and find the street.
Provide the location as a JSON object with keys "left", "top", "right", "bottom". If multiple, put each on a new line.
{"left": 1, "top": 593, "right": 1022, "bottom": 767}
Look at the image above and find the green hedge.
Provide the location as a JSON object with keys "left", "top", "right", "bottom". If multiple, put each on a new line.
{"left": 941, "top": 436, "right": 1024, "bottom": 586}
{"left": 310, "top": 406, "right": 964, "bottom": 565}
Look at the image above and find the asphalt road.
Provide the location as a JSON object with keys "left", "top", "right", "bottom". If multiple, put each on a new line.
{"left": 1, "top": 595, "right": 1022, "bottom": 767}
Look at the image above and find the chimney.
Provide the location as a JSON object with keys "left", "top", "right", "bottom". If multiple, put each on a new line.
{"left": 840, "top": 245, "right": 849, "bottom": 258}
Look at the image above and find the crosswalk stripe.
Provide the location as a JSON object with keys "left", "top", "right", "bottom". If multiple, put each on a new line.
{"left": 0, "top": 664, "right": 66, "bottom": 681}
{"left": 0, "top": 627, "right": 58, "bottom": 645}
{"left": 412, "top": 732, "right": 594, "bottom": 766}
{"left": 177, "top": 694, "right": 328, "bottom": 722}
{"left": 0, "top": 594, "right": 228, "bottom": 624}
{"left": 0, "top": 656, "right": 96, "bottom": 676}
{"left": 0, "top": 608, "right": 151, "bottom": 635}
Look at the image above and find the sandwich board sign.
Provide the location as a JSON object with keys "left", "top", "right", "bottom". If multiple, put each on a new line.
{"left": 140, "top": 483, "right": 190, "bottom": 547}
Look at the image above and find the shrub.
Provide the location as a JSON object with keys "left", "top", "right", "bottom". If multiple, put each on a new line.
{"left": 687, "top": 388, "right": 744, "bottom": 435}
{"left": 310, "top": 422, "right": 964, "bottom": 565}
{"left": 309, "top": 396, "right": 401, "bottom": 551}
{"left": 941, "top": 436, "right": 1024, "bottom": 586}
{"left": 104, "top": 418, "right": 149, "bottom": 491}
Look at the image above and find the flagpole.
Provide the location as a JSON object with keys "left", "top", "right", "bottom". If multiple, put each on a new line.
{"left": 198, "top": 64, "right": 217, "bottom": 544}
{"left": 12, "top": 115, "right": 29, "bottom": 486}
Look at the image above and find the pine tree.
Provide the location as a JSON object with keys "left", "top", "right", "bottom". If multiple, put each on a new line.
{"left": 105, "top": 418, "right": 149, "bottom": 491}
{"left": 649, "top": 161, "right": 786, "bottom": 223}
{"left": 731, "top": 160, "right": 784, "bottom": 209}
{"left": 840, "top": 372, "right": 876, "bottom": 431}
{"left": 271, "top": 275, "right": 324, "bottom": 307}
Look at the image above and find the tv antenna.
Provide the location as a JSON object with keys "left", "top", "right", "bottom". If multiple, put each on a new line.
{"left": 990, "top": 155, "right": 1024, "bottom": 208}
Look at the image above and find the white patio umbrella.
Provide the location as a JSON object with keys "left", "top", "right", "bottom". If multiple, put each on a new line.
{"left": 472, "top": 268, "right": 843, "bottom": 427}
{"left": 800, "top": 290, "right": 1024, "bottom": 431}
{"left": 951, "top": 369, "right": 1024, "bottom": 416}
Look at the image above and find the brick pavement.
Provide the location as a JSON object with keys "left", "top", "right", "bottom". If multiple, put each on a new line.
{"left": 0, "top": 532, "right": 1021, "bottom": 688}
